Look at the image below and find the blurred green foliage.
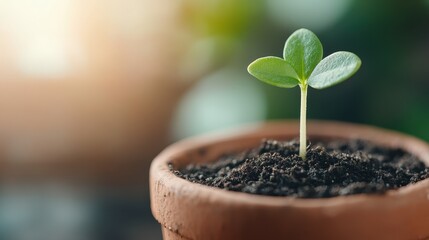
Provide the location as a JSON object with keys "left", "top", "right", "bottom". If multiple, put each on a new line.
{"left": 181, "top": 0, "right": 262, "bottom": 66}
{"left": 183, "top": 0, "right": 259, "bottom": 37}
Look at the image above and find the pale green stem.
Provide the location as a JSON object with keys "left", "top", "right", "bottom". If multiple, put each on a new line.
{"left": 299, "top": 84, "right": 308, "bottom": 160}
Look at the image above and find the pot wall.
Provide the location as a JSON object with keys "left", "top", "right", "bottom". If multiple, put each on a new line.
{"left": 150, "top": 121, "right": 429, "bottom": 240}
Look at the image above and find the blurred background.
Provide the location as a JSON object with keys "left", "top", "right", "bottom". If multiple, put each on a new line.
{"left": 0, "top": 0, "right": 428, "bottom": 239}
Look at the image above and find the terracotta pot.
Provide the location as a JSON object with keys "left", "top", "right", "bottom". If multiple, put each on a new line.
{"left": 150, "top": 121, "right": 429, "bottom": 240}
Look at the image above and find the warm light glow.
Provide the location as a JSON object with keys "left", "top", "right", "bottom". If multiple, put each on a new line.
{"left": 0, "top": 0, "right": 83, "bottom": 79}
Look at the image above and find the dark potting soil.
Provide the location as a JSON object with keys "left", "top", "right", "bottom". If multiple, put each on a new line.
{"left": 171, "top": 139, "right": 429, "bottom": 198}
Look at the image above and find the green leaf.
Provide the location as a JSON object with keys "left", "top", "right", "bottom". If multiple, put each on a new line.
{"left": 307, "top": 51, "right": 361, "bottom": 89}
{"left": 283, "top": 28, "right": 323, "bottom": 80}
{"left": 247, "top": 56, "right": 300, "bottom": 88}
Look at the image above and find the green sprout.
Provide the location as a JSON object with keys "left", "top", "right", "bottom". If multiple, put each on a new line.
{"left": 248, "top": 28, "right": 361, "bottom": 160}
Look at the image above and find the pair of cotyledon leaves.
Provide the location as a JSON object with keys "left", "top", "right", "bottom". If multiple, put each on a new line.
{"left": 248, "top": 29, "right": 361, "bottom": 89}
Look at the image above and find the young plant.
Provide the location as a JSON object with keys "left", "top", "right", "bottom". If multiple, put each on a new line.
{"left": 248, "top": 28, "right": 361, "bottom": 160}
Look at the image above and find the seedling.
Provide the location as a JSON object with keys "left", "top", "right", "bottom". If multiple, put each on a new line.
{"left": 248, "top": 28, "right": 361, "bottom": 159}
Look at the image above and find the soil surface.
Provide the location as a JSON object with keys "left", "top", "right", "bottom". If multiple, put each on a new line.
{"left": 172, "top": 139, "right": 429, "bottom": 198}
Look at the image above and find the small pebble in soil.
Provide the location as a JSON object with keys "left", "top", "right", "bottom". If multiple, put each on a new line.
{"left": 171, "top": 139, "right": 429, "bottom": 198}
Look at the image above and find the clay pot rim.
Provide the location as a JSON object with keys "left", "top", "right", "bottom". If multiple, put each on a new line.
{"left": 151, "top": 120, "right": 429, "bottom": 209}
